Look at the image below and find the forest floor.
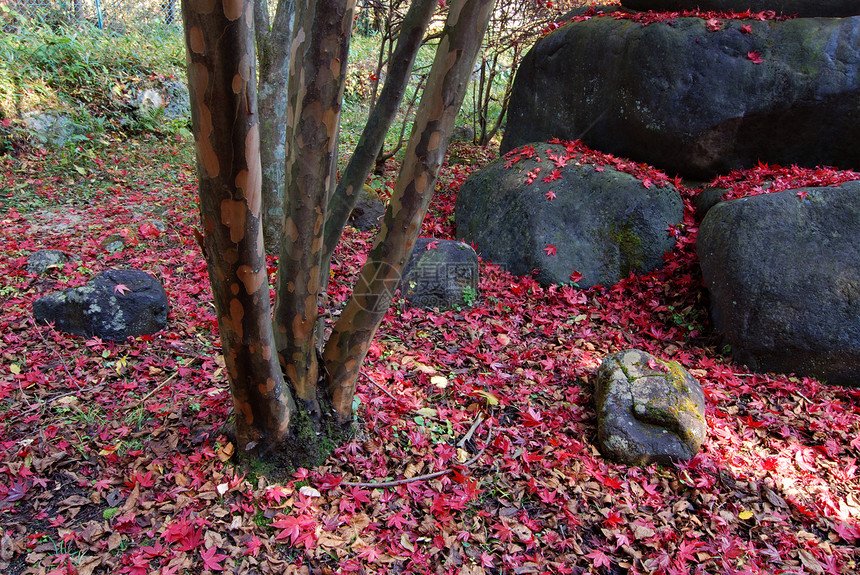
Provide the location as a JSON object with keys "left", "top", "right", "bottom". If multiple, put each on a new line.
{"left": 1, "top": 134, "right": 859, "bottom": 575}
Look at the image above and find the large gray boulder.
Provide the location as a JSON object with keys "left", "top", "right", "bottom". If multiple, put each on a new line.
{"left": 399, "top": 239, "right": 479, "bottom": 310}
{"left": 502, "top": 14, "right": 860, "bottom": 179}
{"left": 33, "top": 269, "right": 169, "bottom": 342}
{"left": 621, "top": 0, "right": 860, "bottom": 17}
{"left": 596, "top": 349, "right": 707, "bottom": 465}
{"left": 698, "top": 180, "right": 860, "bottom": 385}
{"left": 455, "top": 142, "right": 683, "bottom": 288}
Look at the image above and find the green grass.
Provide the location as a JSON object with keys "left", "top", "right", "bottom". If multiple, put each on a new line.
{"left": 0, "top": 16, "right": 185, "bottom": 127}
{"left": 1, "top": 17, "right": 512, "bottom": 180}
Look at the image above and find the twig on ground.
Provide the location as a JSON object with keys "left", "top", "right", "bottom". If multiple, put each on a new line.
{"left": 339, "top": 426, "right": 494, "bottom": 489}
{"left": 133, "top": 357, "right": 199, "bottom": 407}
{"left": 359, "top": 370, "right": 398, "bottom": 402}
{"left": 457, "top": 413, "right": 485, "bottom": 449}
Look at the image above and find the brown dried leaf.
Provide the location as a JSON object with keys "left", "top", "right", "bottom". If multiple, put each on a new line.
{"left": 798, "top": 550, "right": 823, "bottom": 574}
{"left": 1, "top": 534, "right": 13, "bottom": 561}
{"left": 77, "top": 556, "right": 101, "bottom": 575}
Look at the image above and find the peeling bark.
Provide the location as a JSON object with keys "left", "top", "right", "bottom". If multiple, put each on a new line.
{"left": 182, "top": 0, "right": 296, "bottom": 453}
{"left": 255, "top": 0, "right": 295, "bottom": 252}
{"left": 323, "top": 0, "right": 496, "bottom": 422}
{"left": 273, "top": 0, "right": 355, "bottom": 421}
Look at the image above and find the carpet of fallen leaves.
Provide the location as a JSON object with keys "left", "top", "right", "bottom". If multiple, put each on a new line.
{"left": 1, "top": 133, "right": 859, "bottom": 575}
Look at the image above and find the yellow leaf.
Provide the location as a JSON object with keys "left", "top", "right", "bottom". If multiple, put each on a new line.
{"left": 415, "top": 408, "right": 437, "bottom": 418}
{"left": 738, "top": 510, "right": 754, "bottom": 521}
{"left": 430, "top": 375, "right": 448, "bottom": 389}
{"left": 473, "top": 390, "right": 499, "bottom": 406}
{"left": 9, "top": 364, "right": 20, "bottom": 374}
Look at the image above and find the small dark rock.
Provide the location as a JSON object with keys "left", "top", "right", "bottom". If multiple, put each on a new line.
{"left": 348, "top": 187, "right": 386, "bottom": 232}
{"left": 33, "top": 269, "right": 169, "bottom": 341}
{"left": 27, "top": 250, "right": 72, "bottom": 275}
{"left": 451, "top": 125, "right": 475, "bottom": 142}
{"left": 400, "top": 239, "right": 479, "bottom": 310}
{"left": 693, "top": 187, "right": 727, "bottom": 220}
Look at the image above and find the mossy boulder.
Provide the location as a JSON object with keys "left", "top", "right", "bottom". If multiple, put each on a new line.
{"left": 455, "top": 142, "right": 683, "bottom": 287}
{"left": 502, "top": 14, "right": 860, "bottom": 178}
{"left": 595, "top": 349, "right": 707, "bottom": 465}
{"left": 698, "top": 180, "right": 860, "bottom": 385}
{"left": 621, "top": 0, "right": 860, "bottom": 17}
{"left": 33, "top": 269, "right": 169, "bottom": 341}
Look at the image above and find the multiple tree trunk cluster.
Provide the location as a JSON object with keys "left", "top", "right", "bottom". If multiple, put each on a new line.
{"left": 181, "top": 0, "right": 495, "bottom": 466}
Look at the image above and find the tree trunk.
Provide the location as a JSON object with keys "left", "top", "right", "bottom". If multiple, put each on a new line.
{"left": 272, "top": 0, "right": 355, "bottom": 423}
{"left": 255, "top": 0, "right": 295, "bottom": 253}
{"left": 181, "top": 0, "right": 295, "bottom": 454}
{"left": 323, "top": 0, "right": 496, "bottom": 422}
{"left": 321, "top": 0, "right": 439, "bottom": 276}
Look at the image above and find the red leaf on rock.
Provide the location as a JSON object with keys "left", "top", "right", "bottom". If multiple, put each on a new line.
{"left": 747, "top": 51, "right": 764, "bottom": 64}
{"left": 543, "top": 245, "right": 557, "bottom": 256}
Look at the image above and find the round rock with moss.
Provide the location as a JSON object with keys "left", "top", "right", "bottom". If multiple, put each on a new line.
{"left": 455, "top": 142, "right": 683, "bottom": 288}
{"left": 595, "top": 349, "right": 707, "bottom": 465}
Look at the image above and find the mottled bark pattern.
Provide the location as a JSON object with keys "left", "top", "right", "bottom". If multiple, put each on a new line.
{"left": 182, "top": 0, "right": 296, "bottom": 452}
{"left": 255, "top": 0, "right": 295, "bottom": 252}
{"left": 273, "top": 0, "right": 355, "bottom": 416}
{"left": 323, "top": 0, "right": 496, "bottom": 421}
{"left": 321, "top": 0, "right": 439, "bottom": 274}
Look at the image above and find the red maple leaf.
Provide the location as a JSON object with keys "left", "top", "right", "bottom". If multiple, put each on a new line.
{"left": 747, "top": 51, "right": 764, "bottom": 64}
{"left": 706, "top": 17, "right": 722, "bottom": 31}
{"left": 741, "top": 24, "right": 753, "bottom": 33}
{"left": 543, "top": 245, "right": 557, "bottom": 256}
{"left": 544, "top": 190, "right": 556, "bottom": 201}
{"left": 603, "top": 510, "right": 625, "bottom": 528}
{"left": 586, "top": 549, "right": 611, "bottom": 569}
{"left": 797, "top": 190, "right": 808, "bottom": 200}
{"left": 200, "top": 546, "right": 227, "bottom": 571}
{"left": 272, "top": 515, "right": 301, "bottom": 543}
{"left": 426, "top": 240, "right": 439, "bottom": 250}
{"left": 521, "top": 407, "right": 544, "bottom": 427}
{"left": 114, "top": 283, "right": 131, "bottom": 295}
{"left": 243, "top": 534, "right": 262, "bottom": 557}
{"left": 138, "top": 222, "right": 160, "bottom": 239}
